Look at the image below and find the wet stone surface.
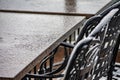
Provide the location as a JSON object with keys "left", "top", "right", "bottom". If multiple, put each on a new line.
{"left": 0, "top": 12, "right": 84, "bottom": 79}
{"left": 0, "top": 0, "right": 111, "bottom": 15}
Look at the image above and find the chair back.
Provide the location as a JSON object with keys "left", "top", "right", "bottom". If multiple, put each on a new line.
{"left": 63, "top": 8, "right": 119, "bottom": 80}
{"left": 76, "top": 1, "right": 120, "bottom": 79}
{"left": 93, "top": 8, "right": 120, "bottom": 79}
{"left": 63, "top": 37, "right": 100, "bottom": 80}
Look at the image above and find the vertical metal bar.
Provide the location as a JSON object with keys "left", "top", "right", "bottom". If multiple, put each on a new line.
{"left": 68, "top": 35, "right": 72, "bottom": 54}
{"left": 73, "top": 31, "right": 76, "bottom": 43}
{"left": 34, "top": 66, "right": 37, "bottom": 80}
{"left": 69, "top": 35, "right": 72, "bottom": 44}
{"left": 78, "top": 28, "right": 80, "bottom": 35}
{"left": 44, "top": 62, "right": 47, "bottom": 80}
{"left": 49, "top": 54, "right": 54, "bottom": 80}
{"left": 34, "top": 66, "right": 36, "bottom": 74}
{"left": 29, "top": 71, "right": 31, "bottom": 80}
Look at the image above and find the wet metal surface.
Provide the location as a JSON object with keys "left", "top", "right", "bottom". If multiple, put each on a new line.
{"left": 0, "top": 0, "right": 111, "bottom": 15}
{"left": 0, "top": 12, "right": 84, "bottom": 79}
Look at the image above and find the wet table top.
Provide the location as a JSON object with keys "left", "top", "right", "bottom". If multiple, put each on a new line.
{"left": 0, "top": 0, "right": 111, "bottom": 16}
{"left": 0, "top": 12, "right": 85, "bottom": 80}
